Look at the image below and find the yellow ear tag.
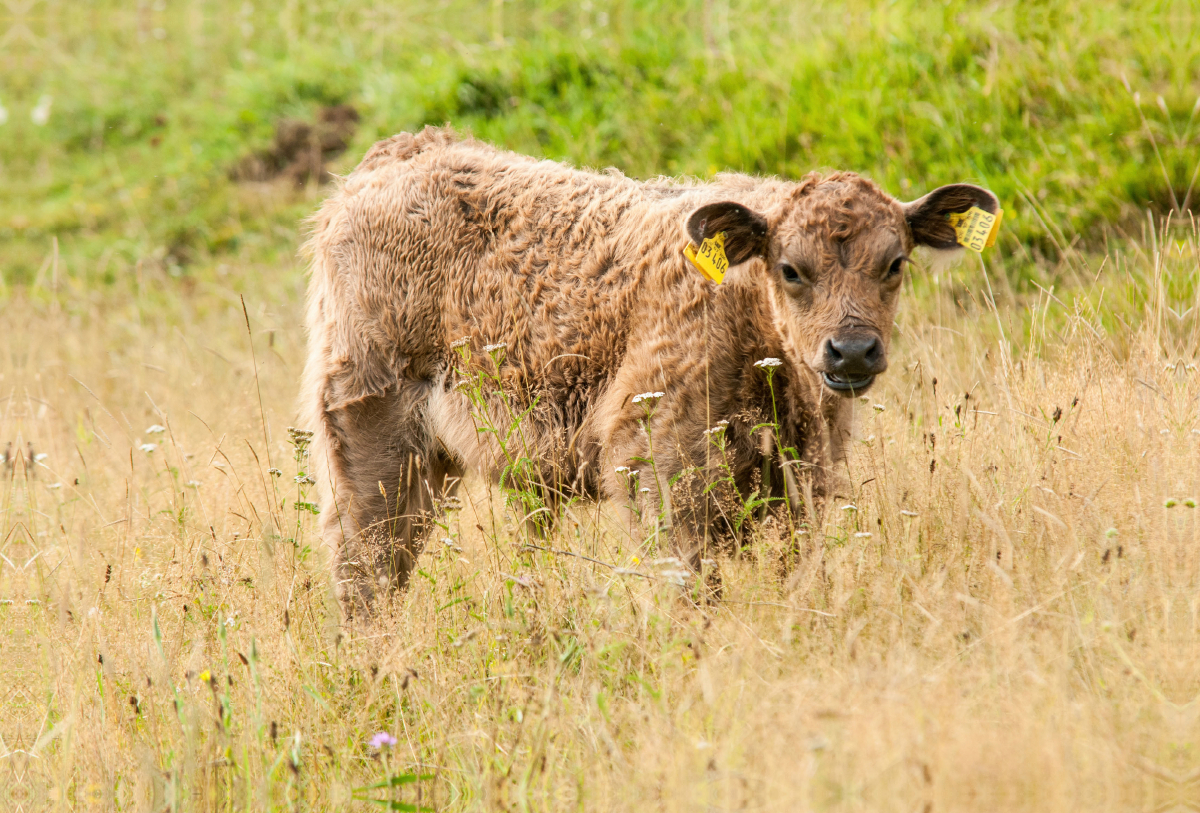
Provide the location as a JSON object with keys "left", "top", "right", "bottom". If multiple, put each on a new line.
{"left": 947, "top": 206, "right": 1003, "bottom": 252}
{"left": 684, "top": 231, "right": 730, "bottom": 284}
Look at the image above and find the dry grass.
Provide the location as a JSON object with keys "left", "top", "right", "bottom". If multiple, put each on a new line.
{"left": 4, "top": 223, "right": 1198, "bottom": 812}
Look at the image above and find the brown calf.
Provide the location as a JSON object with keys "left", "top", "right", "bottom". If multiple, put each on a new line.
{"left": 300, "top": 127, "right": 998, "bottom": 608}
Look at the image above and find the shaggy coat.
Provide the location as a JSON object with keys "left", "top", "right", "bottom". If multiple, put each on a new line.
{"left": 300, "top": 127, "right": 997, "bottom": 607}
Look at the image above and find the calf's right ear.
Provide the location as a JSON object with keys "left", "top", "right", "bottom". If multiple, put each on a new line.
{"left": 903, "top": 184, "right": 1000, "bottom": 250}
{"left": 685, "top": 202, "right": 770, "bottom": 265}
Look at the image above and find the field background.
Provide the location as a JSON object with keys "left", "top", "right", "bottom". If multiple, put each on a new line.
{"left": 4, "top": 1, "right": 1199, "bottom": 810}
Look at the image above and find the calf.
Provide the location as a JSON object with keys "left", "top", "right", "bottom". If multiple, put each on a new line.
{"left": 300, "top": 127, "right": 997, "bottom": 608}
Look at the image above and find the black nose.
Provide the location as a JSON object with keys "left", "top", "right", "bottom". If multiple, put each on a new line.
{"left": 824, "top": 335, "right": 885, "bottom": 377}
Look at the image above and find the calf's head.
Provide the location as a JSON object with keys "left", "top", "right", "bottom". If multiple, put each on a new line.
{"left": 686, "top": 175, "right": 999, "bottom": 396}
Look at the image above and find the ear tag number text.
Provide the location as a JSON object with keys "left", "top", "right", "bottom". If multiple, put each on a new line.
{"left": 948, "top": 206, "right": 1003, "bottom": 252}
{"left": 684, "top": 231, "right": 730, "bottom": 284}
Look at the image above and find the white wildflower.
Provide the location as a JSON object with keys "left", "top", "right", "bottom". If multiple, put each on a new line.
{"left": 614, "top": 466, "right": 630, "bottom": 474}
{"left": 34, "top": 453, "right": 48, "bottom": 463}
{"left": 145, "top": 424, "right": 167, "bottom": 434}
{"left": 859, "top": 395, "right": 870, "bottom": 402}
{"left": 450, "top": 337, "right": 470, "bottom": 349}
{"left": 31, "top": 95, "right": 52, "bottom": 126}
{"left": 900, "top": 510, "right": 919, "bottom": 517}
{"left": 873, "top": 404, "right": 885, "bottom": 412}
{"left": 854, "top": 532, "right": 872, "bottom": 538}
{"left": 295, "top": 474, "right": 316, "bottom": 485}
{"left": 651, "top": 557, "right": 685, "bottom": 568}
{"left": 47, "top": 482, "right": 62, "bottom": 490}
{"left": 753, "top": 357, "right": 783, "bottom": 369}
{"left": 631, "top": 391, "right": 664, "bottom": 404}
{"left": 841, "top": 504, "right": 857, "bottom": 511}
{"left": 704, "top": 424, "right": 726, "bottom": 436}
{"left": 268, "top": 467, "right": 282, "bottom": 477}
{"left": 140, "top": 443, "right": 157, "bottom": 453}
{"left": 639, "top": 487, "right": 651, "bottom": 494}
{"left": 482, "top": 342, "right": 507, "bottom": 353}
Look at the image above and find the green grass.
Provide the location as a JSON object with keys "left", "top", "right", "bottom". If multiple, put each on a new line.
{"left": 7, "top": 0, "right": 1198, "bottom": 293}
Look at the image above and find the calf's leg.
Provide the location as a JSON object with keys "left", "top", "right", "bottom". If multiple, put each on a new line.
{"left": 314, "top": 380, "right": 462, "bottom": 613}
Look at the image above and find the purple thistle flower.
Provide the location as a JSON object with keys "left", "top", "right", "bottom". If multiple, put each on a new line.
{"left": 369, "top": 732, "right": 398, "bottom": 749}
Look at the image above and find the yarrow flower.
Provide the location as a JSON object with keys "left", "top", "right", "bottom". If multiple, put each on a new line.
{"left": 873, "top": 403, "right": 885, "bottom": 412}
{"left": 482, "top": 342, "right": 507, "bottom": 354}
{"left": 140, "top": 443, "right": 157, "bottom": 453}
{"left": 450, "top": 337, "right": 470, "bottom": 349}
{"left": 295, "top": 474, "right": 316, "bottom": 485}
{"left": 145, "top": 424, "right": 166, "bottom": 434}
{"left": 268, "top": 467, "right": 282, "bottom": 477}
{"left": 854, "top": 532, "right": 872, "bottom": 538}
{"left": 631, "top": 391, "right": 664, "bottom": 404}
{"left": 840, "top": 504, "right": 858, "bottom": 512}
{"left": 899, "top": 510, "right": 919, "bottom": 517}
{"left": 614, "top": 466, "right": 630, "bottom": 474}
{"left": 753, "top": 358, "right": 783, "bottom": 369}
{"left": 369, "top": 732, "right": 398, "bottom": 749}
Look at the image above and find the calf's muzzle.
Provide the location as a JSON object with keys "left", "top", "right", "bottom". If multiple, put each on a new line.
{"left": 819, "top": 332, "right": 886, "bottom": 393}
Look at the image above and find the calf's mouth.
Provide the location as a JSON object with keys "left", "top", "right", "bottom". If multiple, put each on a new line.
{"left": 821, "top": 371, "right": 876, "bottom": 393}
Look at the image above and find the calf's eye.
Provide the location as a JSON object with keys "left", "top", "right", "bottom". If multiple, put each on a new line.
{"left": 780, "top": 263, "right": 801, "bottom": 283}
{"left": 886, "top": 257, "right": 905, "bottom": 278}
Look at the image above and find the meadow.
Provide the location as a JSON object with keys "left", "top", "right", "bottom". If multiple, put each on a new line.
{"left": 4, "top": 1, "right": 1199, "bottom": 810}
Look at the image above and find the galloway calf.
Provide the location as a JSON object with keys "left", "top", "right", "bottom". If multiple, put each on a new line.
{"left": 301, "top": 127, "right": 998, "bottom": 609}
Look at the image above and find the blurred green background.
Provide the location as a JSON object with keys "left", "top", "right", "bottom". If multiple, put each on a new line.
{"left": 4, "top": 0, "right": 1198, "bottom": 294}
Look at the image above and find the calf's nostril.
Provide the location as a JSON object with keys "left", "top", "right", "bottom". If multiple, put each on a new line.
{"left": 825, "top": 339, "right": 843, "bottom": 361}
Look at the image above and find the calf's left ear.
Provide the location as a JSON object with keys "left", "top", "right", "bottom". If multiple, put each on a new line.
{"left": 903, "top": 184, "right": 1000, "bottom": 250}
{"left": 685, "top": 202, "right": 770, "bottom": 265}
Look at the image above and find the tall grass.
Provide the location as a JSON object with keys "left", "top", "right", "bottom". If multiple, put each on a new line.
{"left": 4, "top": 214, "right": 1195, "bottom": 809}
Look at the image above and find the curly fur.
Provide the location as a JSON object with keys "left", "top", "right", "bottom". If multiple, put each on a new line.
{"left": 299, "top": 126, "right": 997, "bottom": 610}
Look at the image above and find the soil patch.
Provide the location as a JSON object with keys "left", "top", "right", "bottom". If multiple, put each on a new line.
{"left": 233, "top": 104, "right": 359, "bottom": 185}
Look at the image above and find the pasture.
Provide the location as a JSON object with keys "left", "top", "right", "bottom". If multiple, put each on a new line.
{"left": 5, "top": 1, "right": 1198, "bottom": 810}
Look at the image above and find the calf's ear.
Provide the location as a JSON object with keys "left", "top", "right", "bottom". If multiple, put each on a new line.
{"left": 903, "top": 184, "right": 1000, "bottom": 250}
{"left": 685, "top": 202, "right": 769, "bottom": 265}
